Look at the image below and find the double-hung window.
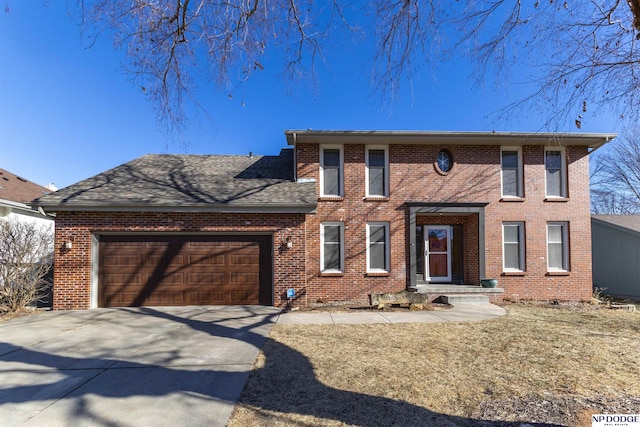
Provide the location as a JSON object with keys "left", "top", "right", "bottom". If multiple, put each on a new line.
{"left": 502, "top": 222, "right": 525, "bottom": 271}
{"left": 501, "top": 148, "right": 523, "bottom": 198}
{"left": 366, "top": 146, "right": 388, "bottom": 197}
{"left": 320, "top": 146, "right": 343, "bottom": 197}
{"left": 367, "top": 222, "right": 390, "bottom": 273}
{"left": 321, "top": 222, "right": 343, "bottom": 273}
{"left": 547, "top": 222, "right": 569, "bottom": 271}
{"left": 545, "top": 148, "right": 567, "bottom": 198}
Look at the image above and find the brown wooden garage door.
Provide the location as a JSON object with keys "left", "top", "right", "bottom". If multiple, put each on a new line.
{"left": 98, "top": 234, "right": 272, "bottom": 307}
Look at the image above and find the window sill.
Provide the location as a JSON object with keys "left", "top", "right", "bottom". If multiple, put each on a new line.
{"left": 319, "top": 196, "right": 344, "bottom": 202}
{"left": 363, "top": 196, "right": 390, "bottom": 202}
{"left": 320, "top": 271, "right": 344, "bottom": 277}
{"left": 365, "top": 271, "right": 389, "bottom": 277}
{"left": 546, "top": 271, "right": 570, "bottom": 276}
{"left": 500, "top": 197, "right": 525, "bottom": 202}
{"left": 544, "top": 197, "right": 569, "bottom": 202}
{"left": 502, "top": 271, "right": 526, "bottom": 276}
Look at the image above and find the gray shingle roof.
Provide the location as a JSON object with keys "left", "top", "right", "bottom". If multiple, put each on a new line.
{"left": 32, "top": 149, "right": 316, "bottom": 213}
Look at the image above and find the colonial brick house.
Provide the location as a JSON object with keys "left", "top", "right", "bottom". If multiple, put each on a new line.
{"left": 31, "top": 130, "right": 614, "bottom": 310}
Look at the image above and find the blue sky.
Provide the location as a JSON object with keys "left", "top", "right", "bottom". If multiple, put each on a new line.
{"left": 1, "top": 2, "right": 619, "bottom": 189}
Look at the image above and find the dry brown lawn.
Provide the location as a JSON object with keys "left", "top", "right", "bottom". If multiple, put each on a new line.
{"left": 228, "top": 303, "right": 640, "bottom": 427}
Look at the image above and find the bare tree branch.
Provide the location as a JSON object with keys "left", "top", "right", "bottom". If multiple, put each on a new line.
{"left": 73, "top": 0, "right": 640, "bottom": 138}
{"left": 0, "top": 219, "right": 53, "bottom": 314}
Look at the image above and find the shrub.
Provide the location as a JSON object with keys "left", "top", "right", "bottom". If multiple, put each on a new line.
{"left": 0, "top": 218, "right": 54, "bottom": 314}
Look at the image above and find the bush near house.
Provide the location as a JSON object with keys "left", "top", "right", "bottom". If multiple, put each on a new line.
{"left": 0, "top": 219, "right": 54, "bottom": 314}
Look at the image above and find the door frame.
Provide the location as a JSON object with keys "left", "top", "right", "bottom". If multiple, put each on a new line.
{"left": 408, "top": 203, "right": 487, "bottom": 289}
{"left": 424, "top": 225, "right": 452, "bottom": 282}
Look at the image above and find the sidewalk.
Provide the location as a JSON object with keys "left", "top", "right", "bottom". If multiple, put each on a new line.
{"left": 276, "top": 303, "right": 506, "bottom": 325}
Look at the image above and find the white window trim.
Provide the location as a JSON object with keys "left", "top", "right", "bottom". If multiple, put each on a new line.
{"left": 320, "top": 222, "right": 344, "bottom": 273}
{"left": 544, "top": 147, "right": 567, "bottom": 198}
{"left": 319, "top": 145, "right": 344, "bottom": 197}
{"left": 365, "top": 145, "right": 389, "bottom": 198}
{"left": 502, "top": 222, "right": 525, "bottom": 272}
{"left": 500, "top": 147, "right": 523, "bottom": 198}
{"left": 547, "top": 222, "right": 569, "bottom": 272}
{"left": 366, "top": 222, "right": 390, "bottom": 273}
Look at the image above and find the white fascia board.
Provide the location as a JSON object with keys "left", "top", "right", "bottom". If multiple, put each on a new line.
{"left": 285, "top": 130, "right": 617, "bottom": 148}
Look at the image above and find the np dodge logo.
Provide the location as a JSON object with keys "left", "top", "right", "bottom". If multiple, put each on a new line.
{"left": 592, "top": 414, "right": 640, "bottom": 427}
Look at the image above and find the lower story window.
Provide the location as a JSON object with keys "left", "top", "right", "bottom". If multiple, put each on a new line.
{"left": 367, "top": 222, "right": 390, "bottom": 272}
{"left": 503, "top": 222, "right": 525, "bottom": 271}
{"left": 547, "top": 222, "right": 569, "bottom": 271}
{"left": 321, "top": 222, "right": 343, "bottom": 272}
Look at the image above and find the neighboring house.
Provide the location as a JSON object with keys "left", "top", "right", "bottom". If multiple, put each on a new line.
{"left": 591, "top": 215, "right": 640, "bottom": 300}
{"left": 31, "top": 130, "right": 615, "bottom": 310}
{"left": 0, "top": 168, "right": 55, "bottom": 308}
{"left": 0, "top": 167, "right": 55, "bottom": 227}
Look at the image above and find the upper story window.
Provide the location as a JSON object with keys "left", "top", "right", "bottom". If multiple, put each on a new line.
{"left": 320, "top": 146, "right": 343, "bottom": 197}
{"left": 503, "top": 222, "right": 525, "bottom": 272}
{"left": 434, "top": 149, "right": 454, "bottom": 175}
{"left": 437, "top": 150, "right": 452, "bottom": 173}
{"left": 547, "top": 222, "right": 569, "bottom": 271}
{"left": 545, "top": 148, "right": 567, "bottom": 198}
{"left": 501, "top": 148, "right": 523, "bottom": 198}
{"left": 367, "top": 222, "right": 390, "bottom": 273}
{"left": 321, "top": 222, "right": 344, "bottom": 273}
{"left": 366, "top": 146, "right": 388, "bottom": 197}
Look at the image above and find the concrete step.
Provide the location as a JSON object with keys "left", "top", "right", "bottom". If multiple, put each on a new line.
{"left": 439, "top": 294, "right": 490, "bottom": 305}
{"left": 414, "top": 284, "right": 504, "bottom": 294}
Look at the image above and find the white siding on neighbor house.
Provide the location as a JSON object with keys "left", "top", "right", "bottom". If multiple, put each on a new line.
{"left": 5, "top": 211, "right": 53, "bottom": 229}
{"left": 592, "top": 218, "right": 640, "bottom": 300}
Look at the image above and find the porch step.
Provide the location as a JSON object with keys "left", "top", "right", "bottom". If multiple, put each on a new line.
{"left": 439, "top": 294, "right": 490, "bottom": 305}
{"left": 414, "top": 284, "right": 504, "bottom": 294}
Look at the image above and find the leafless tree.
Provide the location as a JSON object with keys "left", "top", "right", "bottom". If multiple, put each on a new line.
{"left": 591, "top": 128, "right": 640, "bottom": 214}
{"left": 0, "top": 219, "right": 54, "bottom": 314}
{"left": 71, "top": 1, "right": 640, "bottom": 136}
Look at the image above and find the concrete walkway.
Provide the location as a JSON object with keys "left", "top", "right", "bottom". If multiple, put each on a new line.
{"left": 276, "top": 302, "right": 507, "bottom": 324}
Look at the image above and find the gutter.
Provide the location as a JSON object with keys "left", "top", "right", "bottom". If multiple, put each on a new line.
{"left": 0, "top": 198, "right": 55, "bottom": 218}
{"left": 587, "top": 134, "right": 615, "bottom": 155}
{"left": 29, "top": 203, "right": 318, "bottom": 215}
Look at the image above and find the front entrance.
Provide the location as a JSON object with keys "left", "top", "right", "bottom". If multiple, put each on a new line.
{"left": 409, "top": 204, "right": 485, "bottom": 288}
{"left": 417, "top": 224, "right": 464, "bottom": 284}
{"left": 424, "top": 226, "right": 452, "bottom": 282}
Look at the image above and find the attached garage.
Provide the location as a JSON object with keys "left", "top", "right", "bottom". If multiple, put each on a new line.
{"left": 31, "top": 150, "right": 316, "bottom": 310}
{"left": 98, "top": 234, "right": 273, "bottom": 307}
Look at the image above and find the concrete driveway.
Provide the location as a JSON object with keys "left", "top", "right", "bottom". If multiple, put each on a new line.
{"left": 0, "top": 306, "right": 281, "bottom": 427}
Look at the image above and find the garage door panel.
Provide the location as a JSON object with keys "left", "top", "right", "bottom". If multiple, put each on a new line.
{"left": 146, "top": 254, "right": 186, "bottom": 266}
{"left": 103, "top": 273, "right": 143, "bottom": 285}
{"left": 103, "top": 241, "right": 145, "bottom": 249}
{"left": 187, "top": 254, "right": 225, "bottom": 265}
{"left": 188, "top": 290, "right": 225, "bottom": 304}
{"left": 103, "top": 291, "right": 145, "bottom": 305}
{"left": 230, "top": 290, "right": 258, "bottom": 304}
{"left": 187, "top": 272, "right": 226, "bottom": 285}
{"left": 146, "top": 241, "right": 170, "bottom": 248}
{"left": 104, "top": 255, "right": 143, "bottom": 267}
{"left": 229, "top": 272, "right": 260, "bottom": 284}
{"left": 145, "top": 273, "right": 185, "bottom": 285}
{"left": 98, "top": 235, "right": 272, "bottom": 307}
{"left": 145, "top": 291, "right": 185, "bottom": 305}
{"left": 230, "top": 254, "right": 259, "bottom": 266}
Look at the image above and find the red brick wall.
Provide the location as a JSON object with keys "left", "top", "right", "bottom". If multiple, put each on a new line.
{"left": 53, "top": 212, "right": 307, "bottom": 309}
{"left": 297, "top": 143, "right": 593, "bottom": 303}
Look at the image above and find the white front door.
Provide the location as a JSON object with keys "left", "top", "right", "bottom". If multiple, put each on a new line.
{"left": 425, "top": 226, "right": 451, "bottom": 282}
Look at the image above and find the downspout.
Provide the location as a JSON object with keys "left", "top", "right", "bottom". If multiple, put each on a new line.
{"left": 292, "top": 132, "right": 298, "bottom": 182}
